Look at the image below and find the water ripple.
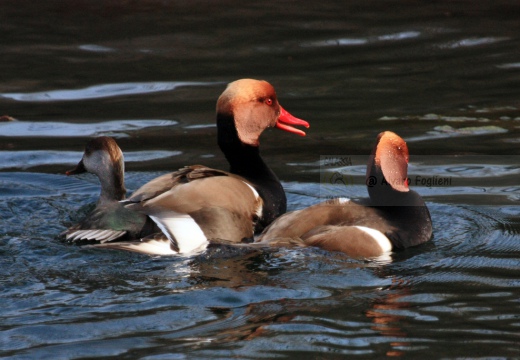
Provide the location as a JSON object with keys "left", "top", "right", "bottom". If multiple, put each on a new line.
{"left": 0, "top": 119, "right": 177, "bottom": 138}
{"left": 497, "top": 62, "right": 520, "bottom": 69}
{"left": 438, "top": 36, "right": 509, "bottom": 49}
{"left": 0, "top": 150, "right": 182, "bottom": 170}
{"left": 78, "top": 44, "right": 116, "bottom": 53}
{"left": 0, "top": 81, "right": 221, "bottom": 102}
{"left": 407, "top": 125, "right": 508, "bottom": 142}
{"left": 301, "top": 31, "right": 421, "bottom": 48}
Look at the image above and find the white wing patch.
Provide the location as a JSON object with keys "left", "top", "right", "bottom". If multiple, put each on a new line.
{"left": 65, "top": 229, "right": 126, "bottom": 243}
{"left": 150, "top": 213, "right": 208, "bottom": 254}
{"left": 353, "top": 225, "right": 392, "bottom": 253}
{"left": 90, "top": 238, "right": 178, "bottom": 255}
{"left": 242, "top": 181, "right": 263, "bottom": 218}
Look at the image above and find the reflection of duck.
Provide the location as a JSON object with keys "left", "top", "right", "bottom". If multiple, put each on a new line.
{"left": 257, "top": 131, "right": 432, "bottom": 258}
{"left": 0, "top": 115, "right": 16, "bottom": 122}
{"left": 364, "top": 278, "right": 413, "bottom": 357}
{"left": 177, "top": 270, "right": 413, "bottom": 353}
{"left": 61, "top": 137, "right": 157, "bottom": 243}
{"left": 94, "top": 79, "right": 309, "bottom": 255}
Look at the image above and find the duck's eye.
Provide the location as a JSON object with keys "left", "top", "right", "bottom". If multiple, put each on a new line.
{"left": 264, "top": 98, "right": 273, "bottom": 106}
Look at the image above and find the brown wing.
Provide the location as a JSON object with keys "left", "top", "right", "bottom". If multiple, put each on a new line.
{"left": 257, "top": 198, "right": 392, "bottom": 241}
{"left": 124, "top": 165, "right": 231, "bottom": 204}
{"left": 124, "top": 171, "right": 263, "bottom": 251}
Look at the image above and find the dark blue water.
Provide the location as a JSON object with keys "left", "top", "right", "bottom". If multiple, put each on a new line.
{"left": 1, "top": 1, "right": 520, "bottom": 358}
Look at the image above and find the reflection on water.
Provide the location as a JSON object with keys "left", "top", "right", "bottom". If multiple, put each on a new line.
{"left": 1, "top": 81, "right": 219, "bottom": 102}
{"left": 0, "top": 119, "right": 178, "bottom": 138}
{"left": 302, "top": 30, "right": 423, "bottom": 47}
{"left": 0, "top": 150, "right": 181, "bottom": 170}
{"left": 364, "top": 280, "right": 412, "bottom": 358}
{"left": 438, "top": 36, "right": 509, "bottom": 49}
{"left": 1, "top": 0, "right": 520, "bottom": 358}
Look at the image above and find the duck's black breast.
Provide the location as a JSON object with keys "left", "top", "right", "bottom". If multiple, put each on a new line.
{"left": 356, "top": 190, "right": 432, "bottom": 249}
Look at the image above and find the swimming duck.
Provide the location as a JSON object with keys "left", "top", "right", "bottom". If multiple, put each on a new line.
{"left": 256, "top": 131, "right": 432, "bottom": 258}
{"left": 94, "top": 79, "right": 309, "bottom": 255}
{"left": 61, "top": 136, "right": 157, "bottom": 243}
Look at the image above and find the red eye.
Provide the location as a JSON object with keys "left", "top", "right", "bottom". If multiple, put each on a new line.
{"left": 265, "top": 98, "right": 273, "bottom": 106}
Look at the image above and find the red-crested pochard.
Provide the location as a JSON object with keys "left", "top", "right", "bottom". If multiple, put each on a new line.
{"left": 94, "top": 79, "right": 309, "bottom": 255}
{"left": 61, "top": 136, "right": 157, "bottom": 243}
{"left": 256, "top": 131, "right": 432, "bottom": 258}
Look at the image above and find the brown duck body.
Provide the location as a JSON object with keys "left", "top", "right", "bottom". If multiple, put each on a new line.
{"left": 95, "top": 79, "right": 309, "bottom": 255}
{"left": 256, "top": 131, "right": 432, "bottom": 258}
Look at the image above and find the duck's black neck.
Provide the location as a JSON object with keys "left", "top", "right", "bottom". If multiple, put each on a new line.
{"left": 98, "top": 169, "right": 126, "bottom": 204}
{"left": 217, "top": 114, "right": 272, "bottom": 180}
{"left": 366, "top": 159, "right": 411, "bottom": 206}
{"left": 217, "top": 113, "right": 286, "bottom": 230}
{"left": 364, "top": 164, "right": 432, "bottom": 248}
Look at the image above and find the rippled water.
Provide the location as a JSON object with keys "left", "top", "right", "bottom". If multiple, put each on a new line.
{"left": 1, "top": 1, "right": 520, "bottom": 358}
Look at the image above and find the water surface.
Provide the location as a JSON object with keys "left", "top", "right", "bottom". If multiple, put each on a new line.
{"left": 1, "top": 1, "right": 520, "bottom": 358}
